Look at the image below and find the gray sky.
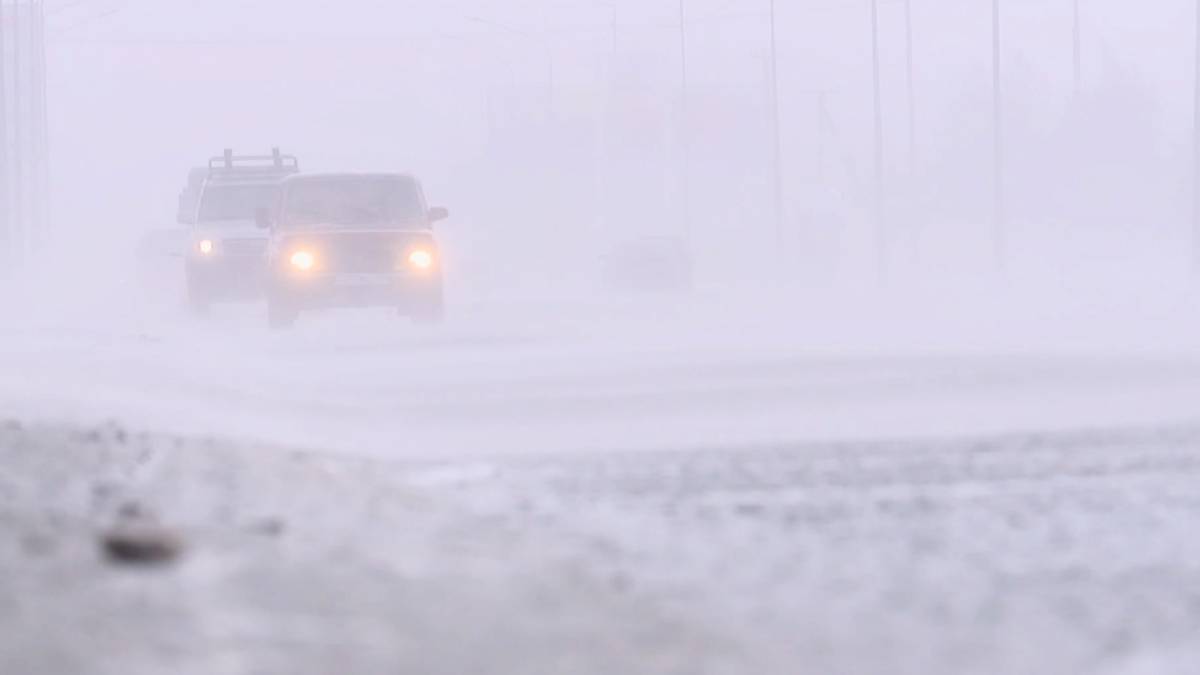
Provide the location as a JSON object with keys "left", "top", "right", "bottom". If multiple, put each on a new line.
{"left": 40, "top": 0, "right": 1200, "bottom": 279}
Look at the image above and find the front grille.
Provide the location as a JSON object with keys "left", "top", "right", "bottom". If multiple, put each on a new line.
{"left": 222, "top": 238, "right": 267, "bottom": 257}
{"left": 323, "top": 235, "right": 399, "bottom": 273}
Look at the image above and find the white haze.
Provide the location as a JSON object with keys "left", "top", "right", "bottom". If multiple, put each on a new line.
{"left": 6, "top": 6, "right": 1200, "bottom": 674}
{"left": 42, "top": 0, "right": 1198, "bottom": 266}
{"left": 4, "top": 0, "right": 1200, "bottom": 454}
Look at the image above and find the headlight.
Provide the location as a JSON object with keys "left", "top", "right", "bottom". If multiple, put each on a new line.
{"left": 407, "top": 249, "right": 434, "bottom": 270}
{"left": 290, "top": 250, "right": 315, "bottom": 271}
{"left": 197, "top": 239, "right": 215, "bottom": 255}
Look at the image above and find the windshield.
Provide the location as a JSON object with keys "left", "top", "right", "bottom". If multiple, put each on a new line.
{"left": 196, "top": 183, "right": 277, "bottom": 224}
{"left": 282, "top": 177, "right": 424, "bottom": 229}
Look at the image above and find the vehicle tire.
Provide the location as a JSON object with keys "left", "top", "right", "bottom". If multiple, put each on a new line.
{"left": 407, "top": 288, "right": 444, "bottom": 325}
{"left": 410, "top": 304, "right": 444, "bottom": 325}
{"left": 267, "top": 297, "right": 298, "bottom": 330}
{"left": 186, "top": 283, "right": 211, "bottom": 315}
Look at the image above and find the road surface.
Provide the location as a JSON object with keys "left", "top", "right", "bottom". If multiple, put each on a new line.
{"left": 2, "top": 274, "right": 1200, "bottom": 673}
{"left": 3, "top": 421, "right": 1200, "bottom": 674}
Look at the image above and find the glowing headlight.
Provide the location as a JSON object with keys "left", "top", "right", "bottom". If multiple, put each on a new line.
{"left": 407, "top": 249, "right": 434, "bottom": 270}
{"left": 290, "top": 250, "right": 315, "bottom": 271}
{"left": 197, "top": 239, "right": 215, "bottom": 255}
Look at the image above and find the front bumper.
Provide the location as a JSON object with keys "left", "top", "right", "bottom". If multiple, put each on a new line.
{"left": 269, "top": 271, "right": 442, "bottom": 310}
{"left": 186, "top": 256, "right": 265, "bottom": 299}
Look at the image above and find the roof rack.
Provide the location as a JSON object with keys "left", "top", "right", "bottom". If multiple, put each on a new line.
{"left": 207, "top": 147, "right": 300, "bottom": 177}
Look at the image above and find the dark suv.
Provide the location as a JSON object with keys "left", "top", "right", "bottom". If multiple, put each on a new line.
{"left": 257, "top": 173, "right": 449, "bottom": 328}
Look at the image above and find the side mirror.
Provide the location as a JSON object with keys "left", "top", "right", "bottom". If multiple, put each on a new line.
{"left": 255, "top": 207, "right": 274, "bottom": 229}
{"left": 428, "top": 206, "right": 449, "bottom": 223}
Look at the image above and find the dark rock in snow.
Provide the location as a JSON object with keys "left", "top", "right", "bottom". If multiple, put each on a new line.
{"left": 101, "top": 525, "right": 183, "bottom": 566}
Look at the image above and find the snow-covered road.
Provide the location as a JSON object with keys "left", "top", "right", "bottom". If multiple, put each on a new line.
{"left": 4, "top": 421, "right": 1200, "bottom": 675}
{"left": 5, "top": 273, "right": 1200, "bottom": 673}
{"left": 3, "top": 277, "right": 1200, "bottom": 460}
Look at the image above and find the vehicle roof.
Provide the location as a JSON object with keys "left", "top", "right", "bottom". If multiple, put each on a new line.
{"left": 203, "top": 176, "right": 288, "bottom": 188}
{"left": 280, "top": 172, "right": 418, "bottom": 185}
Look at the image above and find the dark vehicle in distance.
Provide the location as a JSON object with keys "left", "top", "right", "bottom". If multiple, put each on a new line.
{"left": 601, "top": 236, "right": 693, "bottom": 293}
{"left": 183, "top": 149, "right": 300, "bottom": 311}
{"left": 258, "top": 173, "right": 449, "bottom": 328}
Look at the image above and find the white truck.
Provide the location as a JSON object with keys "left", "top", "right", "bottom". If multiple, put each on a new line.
{"left": 179, "top": 149, "right": 300, "bottom": 312}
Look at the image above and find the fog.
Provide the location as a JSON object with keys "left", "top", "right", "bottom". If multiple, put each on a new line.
{"left": 7, "top": 0, "right": 1200, "bottom": 524}
{"left": 10, "top": 0, "right": 1193, "bottom": 361}
{"left": 34, "top": 0, "right": 1200, "bottom": 290}
{"left": 2, "top": 0, "right": 1191, "bottom": 449}
{"left": 5, "top": 1, "right": 1200, "bottom": 674}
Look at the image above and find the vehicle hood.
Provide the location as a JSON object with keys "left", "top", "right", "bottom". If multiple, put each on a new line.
{"left": 276, "top": 228, "right": 434, "bottom": 247}
{"left": 193, "top": 220, "right": 265, "bottom": 240}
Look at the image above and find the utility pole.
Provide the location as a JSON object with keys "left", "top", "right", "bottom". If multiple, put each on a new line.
{"left": 1072, "top": 0, "right": 1082, "bottom": 94}
{"left": 12, "top": 0, "right": 22, "bottom": 263}
{"left": 768, "top": 0, "right": 784, "bottom": 264}
{"left": 678, "top": 0, "right": 691, "bottom": 248}
{"left": 0, "top": 0, "right": 50, "bottom": 263}
{"left": 1194, "top": 0, "right": 1200, "bottom": 271}
{"left": 992, "top": 0, "right": 1005, "bottom": 269}
{"left": 869, "top": 0, "right": 885, "bottom": 273}
{"left": 816, "top": 91, "right": 827, "bottom": 182}
{"left": 541, "top": 14, "right": 554, "bottom": 121}
{"left": 33, "top": 0, "right": 46, "bottom": 249}
{"left": 0, "top": 1, "right": 9, "bottom": 265}
{"left": 28, "top": 0, "right": 40, "bottom": 251}
{"left": 904, "top": 0, "right": 916, "bottom": 166}
{"left": 609, "top": 3, "right": 617, "bottom": 56}
{"left": 595, "top": 1, "right": 616, "bottom": 252}
{"left": 468, "top": 16, "right": 554, "bottom": 122}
